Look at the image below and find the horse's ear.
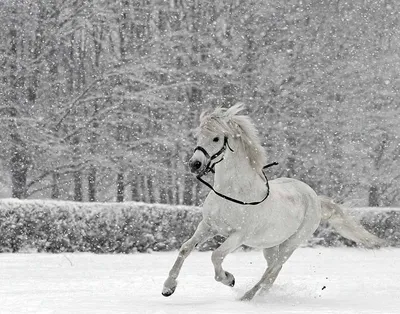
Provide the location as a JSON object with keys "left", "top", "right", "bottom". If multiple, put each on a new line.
{"left": 225, "top": 103, "right": 246, "bottom": 118}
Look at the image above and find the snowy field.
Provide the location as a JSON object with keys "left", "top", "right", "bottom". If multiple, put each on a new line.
{"left": 1, "top": 248, "right": 400, "bottom": 314}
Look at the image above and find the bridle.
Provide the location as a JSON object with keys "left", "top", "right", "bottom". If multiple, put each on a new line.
{"left": 193, "top": 136, "right": 234, "bottom": 176}
{"left": 194, "top": 136, "right": 278, "bottom": 206}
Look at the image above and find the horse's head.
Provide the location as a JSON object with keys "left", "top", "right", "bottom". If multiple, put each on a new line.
{"left": 189, "top": 103, "right": 266, "bottom": 176}
{"left": 189, "top": 132, "right": 233, "bottom": 176}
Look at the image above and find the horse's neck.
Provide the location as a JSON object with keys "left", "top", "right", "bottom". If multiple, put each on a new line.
{"left": 214, "top": 147, "right": 266, "bottom": 198}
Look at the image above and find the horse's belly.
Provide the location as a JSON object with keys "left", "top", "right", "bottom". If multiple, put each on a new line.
{"left": 244, "top": 230, "right": 295, "bottom": 248}
{"left": 242, "top": 208, "right": 305, "bottom": 248}
{"left": 243, "top": 232, "right": 294, "bottom": 248}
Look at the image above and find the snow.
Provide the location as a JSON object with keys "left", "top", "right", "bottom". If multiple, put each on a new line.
{"left": 1, "top": 248, "right": 400, "bottom": 313}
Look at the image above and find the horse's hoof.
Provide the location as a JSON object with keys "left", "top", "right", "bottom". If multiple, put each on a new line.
{"left": 162, "top": 286, "right": 176, "bottom": 297}
{"left": 240, "top": 291, "right": 256, "bottom": 301}
{"left": 162, "top": 277, "right": 177, "bottom": 297}
{"left": 224, "top": 271, "right": 235, "bottom": 287}
{"left": 240, "top": 287, "right": 258, "bottom": 301}
{"left": 215, "top": 271, "right": 235, "bottom": 287}
{"left": 240, "top": 294, "right": 252, "bottom": 301}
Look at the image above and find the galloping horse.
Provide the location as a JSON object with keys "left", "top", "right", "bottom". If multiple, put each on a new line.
{"left": 162, "top": 104, "right": 383, "bottom": 301}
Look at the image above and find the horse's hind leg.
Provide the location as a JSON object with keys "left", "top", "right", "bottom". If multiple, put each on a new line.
{"left": 241, "top": 217, "right": 320, "bottom": 301}
{"left": 240, "top": 245, "right": 294, "bottom": 301}
{"left": 211, "top": 233, "right": 243, "bottom": 287}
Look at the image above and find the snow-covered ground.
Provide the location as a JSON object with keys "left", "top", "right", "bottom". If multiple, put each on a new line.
{"left": 1, "top": 248, "right": 399, "bottom": 314}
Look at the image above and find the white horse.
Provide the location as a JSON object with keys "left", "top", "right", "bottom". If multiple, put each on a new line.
{"left": 162, "top": 104, "right": 383, "bottom": 301}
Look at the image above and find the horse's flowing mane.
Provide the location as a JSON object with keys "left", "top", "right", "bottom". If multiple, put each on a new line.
{"left": 198, "top": 103, "right": 266, "bottom": 171}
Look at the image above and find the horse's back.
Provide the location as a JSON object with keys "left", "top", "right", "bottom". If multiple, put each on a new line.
{"left": 269, "top": 177, "right": 318, "bottom": 200}
{"left": 269, "top": 177, "right": 313, "bottom": 187}
{"left": 268, "top": 177, "right": 320, "bottom": 217}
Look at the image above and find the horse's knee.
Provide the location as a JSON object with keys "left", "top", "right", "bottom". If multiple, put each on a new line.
{"left": 179, "top": 242, "right": 192, "bottom": 257}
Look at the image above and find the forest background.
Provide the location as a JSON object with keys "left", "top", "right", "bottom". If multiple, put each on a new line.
{"left": 0, "top": 0, "right": 399, "bottom": 207}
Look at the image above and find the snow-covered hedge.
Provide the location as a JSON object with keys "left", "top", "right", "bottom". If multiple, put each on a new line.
{"left": 0, "top": 199, "right": 203, "bottom": 253}
{"left": 0, "top": 199, "right": 399, "bottom": 253}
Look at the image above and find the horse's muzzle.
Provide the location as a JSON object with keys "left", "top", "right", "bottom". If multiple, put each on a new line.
{"left": 189, "top": 159, "right": 203, "bottom": 174}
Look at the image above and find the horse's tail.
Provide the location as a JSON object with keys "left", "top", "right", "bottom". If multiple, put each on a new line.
{"left": 319, "top": 196, "right": 385, "bottom": 248}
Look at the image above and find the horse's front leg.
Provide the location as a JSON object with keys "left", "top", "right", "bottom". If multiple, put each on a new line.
{"left": 211, "top": 232, "right": 243, "bottom": 287}
{"left": 162, "top": 220, "right": 213, "bottom": 297}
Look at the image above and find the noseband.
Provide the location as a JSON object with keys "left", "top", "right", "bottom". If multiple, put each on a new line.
{"left": 194, "top": 136, "right": 278, "bottom": 206}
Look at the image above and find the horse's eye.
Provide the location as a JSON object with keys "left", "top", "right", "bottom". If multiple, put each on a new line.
{"left": 213, "top": 137, "right": 219, "bottom": 142}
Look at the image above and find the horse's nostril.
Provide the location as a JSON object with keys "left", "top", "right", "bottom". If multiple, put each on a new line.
{"left": 192, "top": 160, "right": 201, "bottom": 170}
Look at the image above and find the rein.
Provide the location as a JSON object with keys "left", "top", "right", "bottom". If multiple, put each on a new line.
{"left": 194, "top": 138, "right": 278, "bottom": 205}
